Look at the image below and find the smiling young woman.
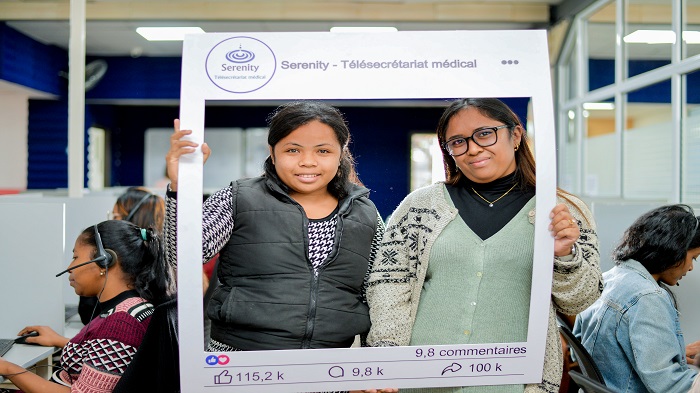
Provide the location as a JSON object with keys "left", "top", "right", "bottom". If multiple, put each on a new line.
{"left": 164, "top": 101, "right": 385, "bottom": 356}
{"left": 268, "top": 119, "right": 343, "bottom": 218}
{"left": 366, "top": 98, "right": 603, "bottom": 393}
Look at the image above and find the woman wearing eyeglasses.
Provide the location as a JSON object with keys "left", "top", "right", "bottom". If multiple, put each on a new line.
{"left": 365, "top": 98, "right": 603, "bottom": 393}
{"left": 109, "top": 187, "right": 165, "bottom": 232}
{"left": 574, "top": 205, "right": 700, "bottom": 393}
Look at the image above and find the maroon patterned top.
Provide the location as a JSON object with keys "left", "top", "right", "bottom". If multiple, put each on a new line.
{"left": 54, "top": 290, "right": 154, "bottom": 392}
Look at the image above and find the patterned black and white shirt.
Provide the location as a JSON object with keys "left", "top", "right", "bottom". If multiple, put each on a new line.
{"left": 308, "top": 211, "right": 338, "bottom": 271}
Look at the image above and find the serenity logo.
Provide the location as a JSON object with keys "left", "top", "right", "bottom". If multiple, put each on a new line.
{"left": 206, "top": 36, "right": 277, "bottom": 93}
{"left": 226, "top": 45, "right": 255, "bottom": 63}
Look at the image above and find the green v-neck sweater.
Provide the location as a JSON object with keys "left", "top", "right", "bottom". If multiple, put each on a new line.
{"left": 411, "top": 197, "right": 535, "bottom": 345}
{"left": 407, "top": 198, "right": 535, "bottom": 393}
{"left": 367, "top": 183, "right": 603, "bottom": 393}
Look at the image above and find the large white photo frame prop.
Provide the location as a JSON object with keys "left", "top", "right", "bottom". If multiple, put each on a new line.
{"left": 178, "top": 30, "right": 556, "bottom": 392}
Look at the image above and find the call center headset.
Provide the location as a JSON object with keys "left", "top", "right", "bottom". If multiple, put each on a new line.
{"left": 56, "top": 225, "right": 117, "bottom": 277}
{"left": 124, "top": 192, "right": 152, "bottom": 222}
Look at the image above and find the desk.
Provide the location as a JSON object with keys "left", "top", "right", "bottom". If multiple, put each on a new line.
{"left": 0, "top": 344, "right": 56, "bottom": 386}
{"left": 0, "top": 317, "right": 83, "bottom": 387}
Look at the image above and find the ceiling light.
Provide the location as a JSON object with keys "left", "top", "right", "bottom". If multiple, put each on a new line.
{"left": 330, "top": 27, "right": 398, "bottom": 33}
{"left": 136, "top": 27, "right": 205, "bottom": 41}
{"left": 683, "top": 31, "right": 700, "bottom": 44}
{"left": 583, "top": 102, "right": 615, "bottom": 110}
{"left": 623, "top": 29, "right": 700, "bottom": 44}
{"left": 623, "top": 30, "right": 675, "bottom": 44}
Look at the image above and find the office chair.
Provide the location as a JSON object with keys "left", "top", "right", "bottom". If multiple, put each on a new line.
{"left": 113, "top": 298, "right": 180, "bottom": 393}
{"left": 568, "top": 370, "right": 616, "bottom": 393}
{"left": 556, "top": 316, "right": 607, "bottom": 385}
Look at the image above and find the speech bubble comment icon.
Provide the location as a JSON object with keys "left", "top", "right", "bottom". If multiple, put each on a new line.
{"left": 329, "top": 366, "right": 345, "bottom": 378}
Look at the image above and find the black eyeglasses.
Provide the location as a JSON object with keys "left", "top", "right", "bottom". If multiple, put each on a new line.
{"left": 107, "top": 211, "right": 123, "bottom": 220}
{"left": 443, "top": 125, "right": 513, "bottom": 157}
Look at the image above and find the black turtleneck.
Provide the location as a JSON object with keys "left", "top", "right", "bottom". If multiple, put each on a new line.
{"left": 79, "top": 289, "right": 142, "bottom": 324}
{"left": 98, "top": 289, "right": 142, "bottom": 313}
{"left": 445, "top": 172, "right": 535, "bottom": 240}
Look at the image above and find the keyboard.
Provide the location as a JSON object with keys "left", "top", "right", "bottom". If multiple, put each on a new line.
{"left": 0, "top": 338, "right": 13, "bottom": 357}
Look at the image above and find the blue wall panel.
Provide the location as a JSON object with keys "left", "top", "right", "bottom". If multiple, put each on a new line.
{"left": 27, "top": 99, "right": 91, "bottom": 189}
{"left": 0, "top": 23, "right": 67, "bottom": 95}
{"left": 27, "top": 100, "right": 69, "bottom": 189}
{"left": 588, "top": 58, "right": 700, "bottom": 103}
{"left": 588, "top": 58, "right": 615, "bottom": 91}
{"left": 87, "top": 57, "right": 181, "bottom": 99}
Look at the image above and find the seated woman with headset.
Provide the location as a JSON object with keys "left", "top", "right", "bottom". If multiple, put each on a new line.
{"left": 78, "top": 186, "right": 166, "bottom": 325}
{"left": 0, "top": 220, "right": 176, "bottom": 392}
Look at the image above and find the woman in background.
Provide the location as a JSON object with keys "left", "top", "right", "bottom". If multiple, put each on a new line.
{"left": 574, "top": 204, "right": 700, "bottom": 393}
{"left": 109, "top": 186, "right": 165, "bottom": 233}
{"left": 0, "top": 220, "right": 175, "bottom": 392}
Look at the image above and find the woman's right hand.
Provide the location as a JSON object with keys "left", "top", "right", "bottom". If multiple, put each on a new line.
{"left": 17, "top": 325, "right": 69, "bottom": 348}
{"left": 166, "top": 119, "right": 211, "bottom": 192}
{"left": 686, "top": 340, "right": 700, "bottom": 365}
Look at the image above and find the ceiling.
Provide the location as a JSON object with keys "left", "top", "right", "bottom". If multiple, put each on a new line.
{"left": 2, "top": 1, "right": 692, "bottom": 60}
{"left": 1, "top": 0, "right": 567, "bottom": 57}
{"left": 2, "top": 0, "right": 689, "bottom": 99}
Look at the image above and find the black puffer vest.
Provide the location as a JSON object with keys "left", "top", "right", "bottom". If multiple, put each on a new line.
{"left": 208, "top": 177, "right": 378, "bottom": 350}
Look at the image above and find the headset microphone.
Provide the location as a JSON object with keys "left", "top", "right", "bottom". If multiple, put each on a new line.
{"left": 124, "top": 193, "right": 152, "bottom": 222}
{"left": 56, "top": 224, "right": 116, "bottom": 277}
{"left": 55, "top": 257, "right": 106, "bottom": 277}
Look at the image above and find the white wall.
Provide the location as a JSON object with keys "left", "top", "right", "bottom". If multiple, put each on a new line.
{"left": 585, "top": 133, "right": 618, "bottom": 197}
{"left": 144, "top": 127, "right": 269, "bottom": 193}
{"left": 0, "top": 93, "right": 28, "bottom": 190}
{"left": 0, "top": 81, "right": 55, "bottom": 191}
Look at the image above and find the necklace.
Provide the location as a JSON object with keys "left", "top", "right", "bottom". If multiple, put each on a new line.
{"left": 471, "top": 183, "right": 518, "bottom": 207}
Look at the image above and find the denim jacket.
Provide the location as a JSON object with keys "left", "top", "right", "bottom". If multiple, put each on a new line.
{"left": 574, "top": 260, "right": 697, "bottom": 393}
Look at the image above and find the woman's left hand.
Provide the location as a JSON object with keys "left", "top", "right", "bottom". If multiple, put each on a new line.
{"left": 549, "top": 203, "right": 580, "bottom": 258}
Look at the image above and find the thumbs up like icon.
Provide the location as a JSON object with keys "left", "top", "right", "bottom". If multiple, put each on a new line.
{"left": 214, "top": 370, "right": 233, "bottom": 384}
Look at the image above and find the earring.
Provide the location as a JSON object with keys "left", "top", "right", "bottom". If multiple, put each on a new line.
{"left": 100, "top": 271, "right": 105, "bottom": 276}
{"left": 514, "top": 145, "right": 519, "bottom": 151}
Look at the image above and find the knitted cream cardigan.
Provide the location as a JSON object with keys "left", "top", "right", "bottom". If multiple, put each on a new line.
{"left": 366, "top": 183, "right": 603, "bottom": 393}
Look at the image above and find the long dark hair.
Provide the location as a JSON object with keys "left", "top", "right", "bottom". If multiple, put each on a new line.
{"left": 436, "top": 98, "right": 536, "bottom": 191}
{"left": 262, "top": 101, "right": 362, "bottom": 200}
{"left": 79, "top": 220, "right": 175, "bottom": 304}
{"left": 612, "top": 204, "right": 698, "bottom": 274}
{"left": 690, "top": 217, "right": 700, "bottom": 250}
